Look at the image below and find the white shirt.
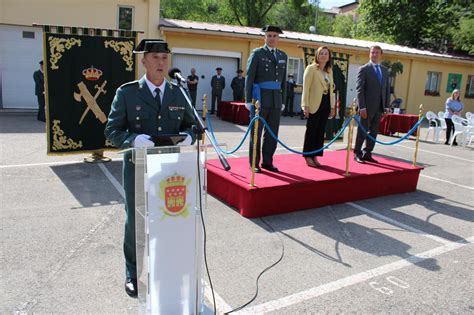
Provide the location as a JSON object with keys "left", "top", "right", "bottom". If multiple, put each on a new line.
{"left": 144, "top": 76, "right": 166, "bottom": 103}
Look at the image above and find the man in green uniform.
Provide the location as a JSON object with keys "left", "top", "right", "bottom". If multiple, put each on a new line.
{"left": 210, "top": 67, "right": 225, "bottom": 115}
{"left": 231, "top": 69, "right": 245, "bottom": 101}
{"left": 104, "top": 39, "right": 196, "bottom": 298}
{"left": 245, "top": 25, "right": 287, "bottom": 173}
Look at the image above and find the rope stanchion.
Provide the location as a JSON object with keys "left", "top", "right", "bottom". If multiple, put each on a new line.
{"left": 413, "top": 104, "right": 423, "bottom": 167}
{"left": 201, "top": 94, "right": 207, "bottom": 145}
{"left": 344, "top": 102, "right": 357, "bottom": 176}
{"left": 250, "top": 100, "right": 260, "bottom": 187}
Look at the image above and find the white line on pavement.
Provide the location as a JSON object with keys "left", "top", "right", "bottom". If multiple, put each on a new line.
{"left": 0, "top": 160, "right": 99, "bottom": 169}
{"left": 346, "top": 202, "right": 452, "bottom": 245}
{"left": 394, "top": 144, "right": 473, "bottom": 162}
{"left": 236, "top": 236, "right": 473, "bottom": 314}
{"left": 419, "top": 174, "right": 474, "bottom": 190}
{"left": 98, "top": 163, "right": 125, "bottom": 198}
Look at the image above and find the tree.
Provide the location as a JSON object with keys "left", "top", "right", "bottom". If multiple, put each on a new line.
{"left": 332, "top": 15, "right": 354, "bottom": 38}
{"left": 228, "top": 0, "right": 278, "bottom": 27}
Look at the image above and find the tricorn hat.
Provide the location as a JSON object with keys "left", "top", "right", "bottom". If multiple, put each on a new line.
{"left": 133, "top": 39, "right": 171, "bottom": 54}
{"left": 261, "top": 25, "right": 283, "bottom": 34}
{"left": 39, "top": 60, "right": 44, "bottom": 65}
{"left": 216, "top": 67, "right": 222, "bottom": 71}
{"left": 236, "top": 69, "right": 243, "bottom": 73}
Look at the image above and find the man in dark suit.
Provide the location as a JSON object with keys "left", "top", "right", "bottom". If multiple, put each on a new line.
{"left": 33, "top": 60, "right": 45, "bottom": 122}
{"left": 283, "top": 73, "right": 297, "bottom": 117}
{"left": 186, "top": 68, "right": 199, "bottom": 107}
{"left": 245, "top": 25, "right": 287, "bottom": 173}
{"left": 354, "top": 45, "right": 391, "bottom": 163}
{"left": 231, "top": 69, "right": 245, "bottom": 101}
{"left": 104, "top": 39, "right": 196, "bottom": 298}
{"left": 210, "top": 67, "right": 225, "bottom": 115}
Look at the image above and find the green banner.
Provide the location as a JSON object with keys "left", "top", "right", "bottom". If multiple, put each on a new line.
{"left": 44, "top": 32, "right": 136, "bottom": 154}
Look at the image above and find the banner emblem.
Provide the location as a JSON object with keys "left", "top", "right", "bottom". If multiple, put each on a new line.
{"left": 73, "top": 80, "right": 107, "bottom": 124}
{"left": 159, "top": 174, "right": 191, "bottom": 218}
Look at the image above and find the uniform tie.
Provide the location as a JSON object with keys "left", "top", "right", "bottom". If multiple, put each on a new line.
{"left": 375, "top": 64, "right": 382, "bottom": 84}
{"left": 270, "top": 48, "right": 277, "bottom": 61}
{"left": 154, "top": 88, "right": 161, "bottom": 108}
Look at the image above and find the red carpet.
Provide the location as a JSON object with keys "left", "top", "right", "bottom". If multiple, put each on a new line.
{"left": 207, "top": 150, "right": 423, "bottom": 218}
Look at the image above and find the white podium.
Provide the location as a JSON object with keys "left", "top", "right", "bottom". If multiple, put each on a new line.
{"left": 133, "top": 145, "right": 208, "bottom": 314}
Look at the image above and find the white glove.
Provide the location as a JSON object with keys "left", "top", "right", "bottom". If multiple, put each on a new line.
{"left": 178, "top": 134, "right": 193, "bottom": 146}
{"left": 245, "top": 102, "right": 253, "bottom": 111}
{"left": 133, "top": 134, "right": 154, "bottom": 148}
{"left": 281, "top": 104, "right": 285, "bottom": 111}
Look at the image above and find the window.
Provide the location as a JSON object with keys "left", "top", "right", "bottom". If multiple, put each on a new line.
{"left": 22, "top": 31, "right": 35, "bottom": 39}
{"left": 118, "top": 6, "right": 133, "bottom": 30}
{"left": 424, "top": 71, "right": 441, "bottom": 96}
{"left": 287, "top": 58, "right": 304, "bottom": 84}
{"left": 465, "top": 75, "right": 474, "bottom": 98}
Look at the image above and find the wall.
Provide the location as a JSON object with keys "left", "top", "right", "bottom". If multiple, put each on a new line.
{"left": 0, "top": 0, "right": 161, "bottom": 38}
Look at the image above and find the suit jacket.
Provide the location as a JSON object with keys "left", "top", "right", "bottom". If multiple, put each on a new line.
{"left": 104, "top": 76, "right": 196, "bottom": 149}
{"left": 301, "top": 63, "right": 336, "bottom": 114}
{"left": 356, "top": 62, "right": 390, "bottom": 113}
{"left": 33, "top": 70, "right": 44, "bottom": 96}
{"left": 211, "top": 75, "right": 225, "bottom": 95}
{"left": 245, "top": 46, "right": 288, "bottom": 108}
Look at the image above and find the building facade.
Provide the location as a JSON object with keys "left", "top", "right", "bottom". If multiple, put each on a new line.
{"left": 0, "top": 0, "right": 160, "bottom": 109}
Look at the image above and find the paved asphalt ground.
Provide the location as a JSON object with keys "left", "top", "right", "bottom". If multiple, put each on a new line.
{"left": 1, "top": 113, "right": 473, "bottom": 314}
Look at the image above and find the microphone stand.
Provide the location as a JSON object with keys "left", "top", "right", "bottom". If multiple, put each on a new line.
{"left": 175, "top": 80, "right": 231, "bottom": 171}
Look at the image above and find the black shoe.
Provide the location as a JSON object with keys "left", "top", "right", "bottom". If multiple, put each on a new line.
{"left": 125, "top": 278, "right": 138, "bottom": 298}
{"left": 362, "top": 154, "right": 378, "bottom": 163}
{"left": 250, "top": 166, "right": 262, "bottom": 173}
{"left": 354, "top": 155, "right": 365, "bottom": 164}
{"left": 261, "top": 164, "right": 279, "bottom": 172}
{"left": 453, "top": 142, "right": 458, "bottom": 146}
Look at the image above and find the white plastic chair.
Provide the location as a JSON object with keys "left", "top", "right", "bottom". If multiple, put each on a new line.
{"left": 425, "top": 111, "right": 442, "bottom": 143}
{"left": 437, "top": 111, "right": 447, "bottom": 141}
{"left": 465, "top": 112, "right": 472, "bottom": 120}
{"left": 450, "top": 115, "right": 473, "bottom": 147}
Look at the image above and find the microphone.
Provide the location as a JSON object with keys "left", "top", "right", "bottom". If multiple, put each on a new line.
{"left": 168, "top": 67, "right": 186, "bottom": 84}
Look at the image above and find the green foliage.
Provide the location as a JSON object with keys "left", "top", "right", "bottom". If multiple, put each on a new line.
{"left": 332, "top": 15, "right": 354, "bottom": 38}
{"left": 381, "top": 60, "right": 404, "bottom": 78}
{"left": 452, "top": 16, "right": 474, "bottom": 54}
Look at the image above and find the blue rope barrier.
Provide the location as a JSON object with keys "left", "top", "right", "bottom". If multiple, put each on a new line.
{"left": 353, "top": 115, "right": 425, "bottom": 145}
{"left": 205, "top": 113, "right": 355, "bottom": 156}
{"left": 257, "top": 115, "right": 354, "bottom": 155}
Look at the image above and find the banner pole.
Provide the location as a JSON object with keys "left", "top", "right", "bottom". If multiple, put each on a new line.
{"left": 201, "top": 94, "right": 207, "bottom": 145}
{"left": 344, "top": 100, "right": 356, "bottom": 177}
{"left": 250, "top": 100, "right": 260, "bottom": 187}
{"left": 413, "top": 104, "right": 423, "bottom": 167}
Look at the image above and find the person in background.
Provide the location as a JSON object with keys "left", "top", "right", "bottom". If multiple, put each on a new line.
{"left": 353, "top": 45, "right": 391, "bottom": 164}
{"left": 104, "top": 39, "right": 196, "bottom": 299}
{"left": 245, "top": 25, "right": 287, "bottom": 173}
{"left": 231, "top": 69, "right": 245, "bottom": 101}
{"left": 444, "top": 89, "right": 463, "bottom": 145}
{"left": 186, "top": 68, "right": 199, "bottom": 107}
{"left": 33, "top": 60, "right": 46, "bottom": 122}
{"left": 283, "top": 73, "right": 297, "bottom": 117}
{"left": 301, "top": 46, "right": 335, "bottom": 167}
{"left": 210, "top": 67, "right": 225, "bottom": 115}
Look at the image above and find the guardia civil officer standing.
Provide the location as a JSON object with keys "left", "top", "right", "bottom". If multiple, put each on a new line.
{"left": 210, "top": 67, "right": 226, "bottom": 115}
{"left": 104, "top": 39, "right": 196, "bottom": 298}
{"left": 231, "top": 69, "right": 245, "bottom": 101}
{"left": 33, "top": 60, "right": 46, "bottom": 122}
{"left": 245, "top": 25, "right": 287, "bottom": 173}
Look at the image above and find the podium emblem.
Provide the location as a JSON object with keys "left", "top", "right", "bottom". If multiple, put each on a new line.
{"left": 159, "top": 174, "right": 191, "bottom": 218}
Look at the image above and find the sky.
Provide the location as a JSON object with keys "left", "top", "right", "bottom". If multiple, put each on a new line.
{"left": 318, "top": 0, "right": 354, "bottom": 9}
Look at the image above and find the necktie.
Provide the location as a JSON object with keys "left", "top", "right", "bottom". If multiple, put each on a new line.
{"left": 375, "top": 65, "right": 382, "bottom": 84}
{"left": 271, "top": 49, "right": 276, "bottom": 61}
{"left": 154, "top": 88, "right": 161, "bottom": 108}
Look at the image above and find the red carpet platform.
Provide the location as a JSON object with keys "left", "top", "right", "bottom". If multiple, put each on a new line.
{"left": 207, "top": 150, "right": 422, "bottom": 218}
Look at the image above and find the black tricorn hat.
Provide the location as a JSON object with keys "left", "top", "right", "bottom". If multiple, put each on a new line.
{"left": 133, "top": 39, "right": 171, "bottom": 54}
{"left": 261, "top": 25, "right": 283, "bottom": 34}
{"left": 39, "top": 60, "right": 44, "bottom": 65}
{"left": 236, "top": 69, "right": 243, "bottom": 73}
{"left": 216, "top": 67, "right": 222, "bottom": 71}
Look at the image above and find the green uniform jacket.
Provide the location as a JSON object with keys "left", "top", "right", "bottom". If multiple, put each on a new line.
{"left": 245, "top": 46, "right": 288, "bottom": 108}
{"left": 104, "top": 76, "right": 196, "bottom": 279}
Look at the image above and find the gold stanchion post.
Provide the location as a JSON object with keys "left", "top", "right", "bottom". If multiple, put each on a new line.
{"left": 413, "top": 104, "right": 423, "bottom": 167}
{"left": 344, "top": 101, "right": 357, "bottom": 176}
{"left": 201, "top": 94, "right": 207, "bottom": 145}
{"left": 250, "top": 100, "right": 260, "bottom": 187}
